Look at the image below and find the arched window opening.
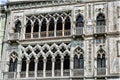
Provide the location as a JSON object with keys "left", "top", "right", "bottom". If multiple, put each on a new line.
{"left": 49, "top": 18, "right": 54, "bottom": 31}
{"left": 46, "top": 55, "right": 52, "bottom": 70}
{"left": 79, "top": 54, "right": 84, "bottom": 69}
{"left": 57, "top": 17, "right": 62, "bottom": 30}
{"left": 76, "top": 15, "right": 84, "bottom": 27}
{"left": 49, "top": 18, "right": 54, "bottom": 37}
{"left": 41, "top": 19, "right": 47, "bottom": 32}
{"left": 97, "top": 13, "right": 105, "bottom": 26}
{"left": 29, "top": 56, "right": 35, "bottom": 71}
{"left": 26, "top": 20, "right": 31, "bottom": 33}
{"left": 21, "top": 56, "right": 26, "bottom": 71}
{"left": 33, "top": 19, "right": 39, "bottom": 32}
{"left": 14, "top": 20, "right": 21, "bottom": 33}
{"left": 64, "top": 54, "right": 70, "bottom": 69}
{"left": 97, "top": 54, "right": 101, "bottom": 68}
{"left": 65, "top": 17, "right": 71, "bottom": 30}
{"left": 9, "top": 58, "right": 18, "bottom": 72}
{"left": 55, "top": 55, "right": 61, "bottom": 70}
{"left": 74, "top": 55, "right": 79, "bottom": 69}
{"left": 102, "top": 54, "right": 106, "bottom": 68}
{"left": 41, "top": 19, "right": 47, "bottom": 37}
{"left": 38, "top": 55, "right": 43, "bottom": 70}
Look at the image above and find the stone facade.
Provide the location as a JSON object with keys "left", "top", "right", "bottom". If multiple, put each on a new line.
{"left": 0, "top": 0, "right": 120, "bottom": 80}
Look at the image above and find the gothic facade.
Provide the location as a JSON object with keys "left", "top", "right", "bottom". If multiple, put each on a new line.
{"left": 0, "top": 0, "right": 120, "bottom": 80}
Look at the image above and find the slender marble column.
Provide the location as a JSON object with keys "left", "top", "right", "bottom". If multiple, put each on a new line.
{"left": 26, "top": 60, "right": 30, "bottom": 78}
{"left": 61, "top": 57, "right": 64, "bottom": 76}
{"left": 54, "top": 21, "right": 57, "bottom": 37}
{"left": 70, "top": 57, "right": 74, "bottom": 77}
{"left": 17, "top": 60, "right": 21, "bottom": 78}
{"left": 52, "top": 58, "right": 55, "bottom": 77}
{"left": 34, "top": 59, "right": 38, "bottom": 78}
{"left": 43, "top": 58, "right": 47, "bottom": 77}
{"left": 62, "top": 21, "right": 65, "bottom": 36}
{"left": 31, "top": 22, "right": 34, "bottom": 39}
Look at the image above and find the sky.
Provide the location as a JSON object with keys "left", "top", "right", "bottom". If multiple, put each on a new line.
{"left": 0, "top": 0, "right": 7, "bottom": 4}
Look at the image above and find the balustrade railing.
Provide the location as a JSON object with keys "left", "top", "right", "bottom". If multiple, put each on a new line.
{"left": 63, "top": 69, "right": 70, "bottom": 76}
{"left": 73, "top": 69, "right": 84, "bottom": 76}
{"left": 97, "top": 68, "right": 106, "bottom": 75}
{"left": 3, "top": 72, "right": 17, "bottom": 79}
{"left": 76, "top": 27, "right": 84, "bottom": 35}
{"left": 33, "top": 32, "right": 39, "bottom": 38}
{"left": 29, "top": 71, "right": 34, "bottom": 77}
{"left": 64, "top": 30, "right": 70, "bottom": 36}
{"left": 56, "top": 30, "right": 62, "bottom": 36}
{"left": 25, "top": 33, "right": 31, "bottom": 39}
{"left": 48, "top": 31, "right": 54, "bottom": 37}
{"left": 55, "top": 70, "right": 61, "bottom": 76}
{"left": 20, "top": 71, "right": 26, "bottom": 78}
{"left": 37, "top": 70, "right": 43, "bottom": 77}
{"left": 9, "top": 33, "right": 19, "bottom": 40}
{"left": 41, "top": 31, "right": 46, "bottom": 37}
{"left": 95, "top": 26, "right": 105, "bottom": 33}
{"left": 46, "top": 70, "right": 52, "bottom": 77}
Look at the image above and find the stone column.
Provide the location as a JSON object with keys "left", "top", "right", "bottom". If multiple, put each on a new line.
{"left": 54, "top": 21, "right": 57, "bottom": 37}
{"left": 62, "top": 21, "right": 65, "bottom": 36}
{"left": 52, "top": 58, "right": 55, "bottom": 77}
{"left": 17, "top": 60, "right": 21, "bottom": 78}
{"left": 46, "top": 21, "right": 49, "bottom": 37}
{"left": 34, "top": 59, "right": 38, "bottom": 78}
{"left": 39, "top": 22, "right": 41, "bottom": 38}
{"left": 31, "top": 22, "right": 34, "bottom": 39}
{"left": 94, "top": 58, "right": 97, "bottom": 77}
{"left": 26, "top": 60, "right": 30, "bottom": 78}
{"left": 70, "top": 57, "right": 74, "bottom": 77}
{"left": 43, "top": 58, "right": 47, "bottom": 77}
{"left": 61, "top": 57, "right": 64, "bottom": 76}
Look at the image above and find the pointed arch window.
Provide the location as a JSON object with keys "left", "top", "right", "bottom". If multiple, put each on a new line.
{"left": 9, "top": 53, "right": 18, "bottom": 72}
{"left": 41, "top": 19, "right": 47, "bottom": 37}
{"left": 76, "top": 15, "right": 84, "bottom": 27}
{"left": 46, "top": 55, "right": 52, "bottom": 70}
{"left": 38, "top": 55, "right": 43, "bottom": 70}
{"left": 79, "top": 54, "right": 84, "bottom": 69}
{"left": 21, "top": 56, "right": 26, "bottom": 71}
{"left": 55, "top": 55, "right": 61, "bottom": 70}
{"left": 65, "top": 17, "right": 71, "bottom": 30}
{"left": 56, "top": 17, "right": 62, "bottom": 36}
{"left": 64, "top": 54, "right": 70, "bottom": 69}
{"left": 33, "top": 19, "right": 39, "bottom": 32}
{"left": 29, "top": 56, "right": 35, "bottom": 71}
{"left": 14, "top": 20, "right": 21, "bottom": 33}
{"left": 26, "top": 20, "right": 31, "bottom": 33}
{"left": 97, "top": 54, "right": 106, "bottom": 68}
{"left": 96, "top": 13, "right": 105, "bottom": 26}
{"left": 49, "top": 18, "right": 54, "bottom": 36}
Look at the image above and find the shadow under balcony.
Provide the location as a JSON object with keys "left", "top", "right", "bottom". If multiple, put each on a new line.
{"left": 8, "top": 33, "right": 20, "bottom": 44}
{"left": 73, "top": 27, "right": 85, "bottom": 40}
{"left": 94, "top": 26, "right": 107, "bottom": 38}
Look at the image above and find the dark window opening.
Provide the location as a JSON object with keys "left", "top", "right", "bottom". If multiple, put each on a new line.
{"left": 49, "top": 18, "right": 54, "bottom": 31}
{"left": 46, "top": 55, "right": 52, "bottom": 70}
{"left": 29, "top": 56, "right": 35, "bottom": 71}
{"left": 21, "top": 57, "right": 26, "bottom": 71}
{"left": 79, "top": 54, "right": 84, "bottom": 69}
{"left": 55, "top": 55, "right": 61, "bottom": 70}
{"left": 65, "top": 17, "right": 71, "bottom": 30}
{"left": 33, "top": 19, "right": 39, "bottom": 32}
{"left": 38, "top": 55, "right": 43, "bottom": 70}
{"left": 57, "top": 17, "right": 62, "bottom": 30}
{"left": 15, "top": 20, "right": 21, "bottom": 33}
{"left": 76, "top": 15, "right": 84, "bottom": 27}
{"left": 41, "top": 19, "right": 47, "bottom": 31}
{"left": 97, "top": 54, "right": 106, "bottom": 68}
{"left": 97, "top": 13, "right": 105, "bottom": 26}
{"left": 9, "top": 58, "right": 17, "bottom": 72}
{"left": 64, "top": 54, "right": 70, "bottom": 69}
{"left": 26, "top": 20, "right": 31, "bottom": 33}
{"left": 74, "top": 55, "right": 79, "bottom": 69}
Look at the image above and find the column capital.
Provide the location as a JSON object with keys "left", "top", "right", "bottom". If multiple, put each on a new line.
{"left": 34, "top": 59, "right": 38, "bottom": 63}
{"left": 70, "top": 57, "right": 74, "bottom": 61}
{"left": 26, "top": 60, "right": 30, "bottom": 64}
{"left": 43, "top": 59, "right": 47, "bottom": 63}
{"left": 61, "top": 58, "right": 64, "bottom": 62}
{"left": 52, "top": 58, "right": 55, "bottom": 62}
{"left": 17, "top": 60, "right": 21, "bottom": 64}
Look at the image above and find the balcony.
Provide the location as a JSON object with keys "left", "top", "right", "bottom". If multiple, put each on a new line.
{"left": 72, "top": 69, "right": 84, "bottom": 76}
{"left": 8, "top": 33, "right": 19, "bottom": 41}
{"left": 25, "top": 33, "right": 31, "bottom": 39}
{"left": 3, "top": 72, "right": 17, "bottom": 79}
{"left": 41, "top": 31, "right": 46, "bottom": 37}
{"left": 37, "top": 70, "right": 43, "bottom": 77}
{"left": 33, "top": 32, "right": 39, "bottom": 38}
{"left": 73, "top": 27, "right": 85, "bottom": 39}
{"left": 63, "top": 69, "right": 70, "bottom": 76}
{"left": 55, "top": 70, "right": 61, "bottom": 76}
{"left": 64, "top": 30, "right": 71, "bottom": 36}
{"left": 94, "top": 26, "right": 106, "bottom": 38}
{"left": 48, "top": 31, "right": 54, "bottom": 37}
{"left": 97, "top": 68, "right": 106, "bottom": 75}
{"left": 56, "top": 30, "right": 62, "bottom": 36}
{"left": 46, "top": 70, "right": 52, "bottom": 77}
